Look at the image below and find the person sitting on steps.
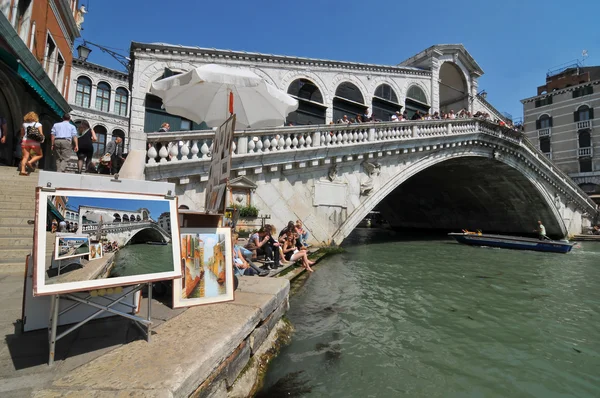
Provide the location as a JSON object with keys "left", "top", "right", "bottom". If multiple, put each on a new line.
{"left": 282, "top": 230, "right": 314, "bottom": 272}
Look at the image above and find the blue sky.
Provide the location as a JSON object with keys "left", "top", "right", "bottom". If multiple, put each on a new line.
{"left": 78, "top": 0, "right": 600, "bottom": 120}
{"left": 66, "top": 196, "right": 169, "bottom": 219}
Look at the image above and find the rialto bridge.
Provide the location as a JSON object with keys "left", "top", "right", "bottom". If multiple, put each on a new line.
{"left": 80, "top": 221, "right": 172, "bottom": 247}
{"left": 143, "top": 118, "right": 597, "bottom": 245}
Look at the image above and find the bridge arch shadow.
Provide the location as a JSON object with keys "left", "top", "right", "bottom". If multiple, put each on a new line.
{"left": 119, "top": 225, "right": 171, "bottom": 246}
{"left": 332, "top": 151, "right": 567, "bottom": 243}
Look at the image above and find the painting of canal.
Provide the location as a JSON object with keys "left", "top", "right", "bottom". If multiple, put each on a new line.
{"left": 35, "top": 189, "right": 181, "bottom": 296}
{"left": 55, "top": 236, "right": 90, "bottom": 260}
{"left": 173, "top": 228, "right": 234, "bottom": 308}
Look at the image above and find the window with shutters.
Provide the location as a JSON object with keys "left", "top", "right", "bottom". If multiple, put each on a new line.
{"left": 574, "top": 105, "right": 593, "bottom": 122}
{"left": 573, "top": 86, "right": 593, "bottom": 99}
{"left": 536, "top": 115, "right": 552, "bottom": 130}
{"left": 539, "top": 136, "right": 551, "bottom": 153}
{"left": 578, "top": 130, "right": 591, "bottom": 149}
{"left": 114, "top": 87, "right": 128, "bottom": 116}
{"left": 535, "top": 96, "right": 553, "bottom": 108}
{"left": 579, "top": 158, "right": 592, "bottom": 173}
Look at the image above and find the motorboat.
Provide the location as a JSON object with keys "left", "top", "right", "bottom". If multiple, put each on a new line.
{"left": 448, "top": 232, "right": 576, "bottom": 254}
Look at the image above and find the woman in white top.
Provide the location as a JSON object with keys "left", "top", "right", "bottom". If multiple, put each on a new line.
{"left": 20, "top": 111, "right": 44, "bottom": 176}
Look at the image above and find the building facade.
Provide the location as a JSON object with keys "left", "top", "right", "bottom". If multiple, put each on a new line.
{"left": 157, "top": 211, "right": 170, "bottom": 232}
{"left": 67, "top": 58, "right": 130, "bottom": 159}
{"left": 0, "top": 0, "right": 80, "bottom": 168}
{"left": 521, "top": 65, "right": 600, "bottom": 198}
{"left": 128, "top": 42, "right": 507, "bottom": 152}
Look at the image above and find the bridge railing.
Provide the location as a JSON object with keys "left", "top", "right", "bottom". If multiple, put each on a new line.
{"left": 145, "top": 118, "right": 503, "bottom": 164}
{"left": 144, "top": 118, "right": 596, "bottom": 213}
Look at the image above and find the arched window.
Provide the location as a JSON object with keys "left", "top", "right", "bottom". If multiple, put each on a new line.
{"left": 333, "top": 82, "right": 366, "bottom": 122}
{"left": 142, "top": 210, "right": 149, "bottom": 220}
{"left": 286, "top": 78, "right": 326, "bottom": 125}
{"left": 122, "top": 214, "right": 129, "bottom": 222}
{"left": 405, "top": 85, "right": 429, "bottom": 119}
{"left": 136, "top": 215, "right": 141, "bottom": 221}
{"left": 93, "top": 125, "right": 107, "bottom": 157}
{"left": 113, "top": 213, "right": 121, "bottom": 223}
{"left": 112, "top": 129, "right": 125, "bottom": 152}
{"left": 75, "top": 76, "right": 91, "bottom": 107}
{"left": 95, "top": 82, "right": 111, "bottom": 112}
{"left": 579, "top": 130, "right": 591, "bottom": 149}
{"left": 130, "top": 214, "right": 136, "bottom": 222}
{"left": 574, "top": 105, "right": 594, "bottom": 123}
{"left": 539, "top": 136, "right": 551, "bottom": 153}
{"left": 373, "top": 84, "right": 401, "bottom": 121}
{"left": 536, "top": 114, "right": 552, "bottom": 130}
{"left": 114, "top": 87, "right": 128, "bottom": 116}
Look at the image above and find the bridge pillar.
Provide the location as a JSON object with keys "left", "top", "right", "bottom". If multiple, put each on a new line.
{"left": 312, "top": 131, "right": 321, "bottom": 147}
{"left": 237, "top": 137, "right": 248, "bottom": 154}
{"left": 368, "top": 128, "right": 375, "bottom": 141}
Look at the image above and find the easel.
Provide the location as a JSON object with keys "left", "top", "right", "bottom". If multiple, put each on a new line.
{"left": 48, "top": 283, "right": 152, "bottom": 365}
{"left": 36, "top": 171, "right": 177, "bottom": 366}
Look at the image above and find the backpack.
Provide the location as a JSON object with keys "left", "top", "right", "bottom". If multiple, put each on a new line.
{"left": 26, "top": 124, "right": 44, "bottom": 142}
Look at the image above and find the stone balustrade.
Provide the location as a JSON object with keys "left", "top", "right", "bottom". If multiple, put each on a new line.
{"left": 145, "top": 118, "right": 523, "bottom": 164}
{"left": 143, "top": 118, "right": 597, "bottom": 213}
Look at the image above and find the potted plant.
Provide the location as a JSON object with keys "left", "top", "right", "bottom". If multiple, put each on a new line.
{"left": 234, "top": 204, "right": 261, "bottom": 230}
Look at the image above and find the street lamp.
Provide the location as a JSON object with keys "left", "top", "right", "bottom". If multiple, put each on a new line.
{"left": 76, "top": 43, "right": 92, "bottom": 61}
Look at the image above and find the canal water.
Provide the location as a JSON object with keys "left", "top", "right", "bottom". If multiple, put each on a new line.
{"left": 259, "top": 229, "right": 600, "bottom": 397}
{"left": 110, "top": 243, "right": 173, "bottom": 277}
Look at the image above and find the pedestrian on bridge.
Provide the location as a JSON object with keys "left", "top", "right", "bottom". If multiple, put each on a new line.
{"left": 51, "top": 113, "right": 78, "bottom": 173}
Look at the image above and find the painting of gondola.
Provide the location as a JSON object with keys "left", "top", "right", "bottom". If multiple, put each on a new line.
{"left": 172, "top": 228, "right": 234, "bottom": 308}
{"left": 34, "top": 188, "right": 181, "bottom": 296}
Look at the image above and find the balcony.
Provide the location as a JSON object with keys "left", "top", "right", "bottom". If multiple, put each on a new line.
{"left": 576, "top": 120, "right": 591, "bottom": 130}
{"left": 538, "top": 127, "right": 551, "bottom": 137}
{"left": 578, "top": 147, "right": 593, "bottom": 157}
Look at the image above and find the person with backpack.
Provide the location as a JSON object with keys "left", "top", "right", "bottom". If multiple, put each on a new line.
{"left": 19, "top": 112, "right": 44, "bottom": 176}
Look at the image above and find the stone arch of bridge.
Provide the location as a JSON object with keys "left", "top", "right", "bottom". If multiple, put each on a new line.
{"left": 439, "top": 61, "right": 469, "bottom": 113}
{"left": 112, "top": 225, "right": 172, "bottom": 247}
{"left": 331, "top": 148, "right": 567, "bottom": 243}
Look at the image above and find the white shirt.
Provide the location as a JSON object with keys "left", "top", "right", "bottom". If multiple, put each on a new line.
{"left": 51, "top": 121, "right": 77, "bottom": 139}
{"left": 23, "top": 122, "right": 41, "bottom": 140}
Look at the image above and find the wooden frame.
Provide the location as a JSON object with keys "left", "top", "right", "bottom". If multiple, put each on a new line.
{"left": 34, "top": 188, "right": 181, "bottom": 296}
{"left": 172, "top": 227, "right": 234, "bottom": 308}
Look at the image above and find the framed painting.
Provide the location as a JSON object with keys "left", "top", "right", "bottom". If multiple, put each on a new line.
{"left": 172, "top": 227, "right": 234, "bottom": 308}
{"left": 34, "top": 188, "right": 181, "bottom": 296}
{"left": 89, "top": 242, "right": 103, "bottom": 260}
{"left": 54, "top": 236, "right": 90, "bottom": 260}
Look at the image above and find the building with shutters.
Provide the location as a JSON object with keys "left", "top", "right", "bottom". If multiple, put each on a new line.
{"left": 128, "top": 42, "right": 507, "bottom": 152}
{"left": 521, "top": 64, "right": 600, "bottom": 199}
{"left": 67, "top": 58, "right": 130, "bottom": 160}
{"left": 0, "top": 0, "right": 80, "bottom": 168}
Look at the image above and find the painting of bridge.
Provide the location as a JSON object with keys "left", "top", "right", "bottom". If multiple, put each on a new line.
{"left": 36, "top": 189, "right": 181, "bottom": 296}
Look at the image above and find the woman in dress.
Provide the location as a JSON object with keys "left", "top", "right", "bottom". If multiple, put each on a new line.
{"left": 75, "top": 120, "right": 97, "bottom": 174}
{"left": 20, "top": 112, "right": 44, "bottom": 176}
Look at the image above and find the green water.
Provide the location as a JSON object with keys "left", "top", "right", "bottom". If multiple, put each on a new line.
{"left": 110, "top": 243, "right": 173, "bottom": 277}
{"left": 260, "top": 229, "right": 600, "bottom": 397}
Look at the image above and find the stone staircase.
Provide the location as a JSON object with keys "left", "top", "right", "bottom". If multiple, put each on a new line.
{"left": 0, "top": 166, "right": 37, "bottom": 274}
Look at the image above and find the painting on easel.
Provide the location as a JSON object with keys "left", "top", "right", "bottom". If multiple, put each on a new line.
{"left": 172, "top": 228, "right": 234, "bottom": 308}
{"left": 34, "top": 188, "right": 181, "bottom": 296}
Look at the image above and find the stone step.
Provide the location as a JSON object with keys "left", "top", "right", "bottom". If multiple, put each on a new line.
{"left": 0, "top": 246, "right": 32, "bottom": 261}
{"left": 0, "top": 180, "right": 38, "bottom": 187}
{"left": 0, "top": 216, "right": 35, "bottom": 226}
{"left": 0, "top": 226, "right": 33, "bottom": 236}
{"left": 2, "top": 201, "right": 37, "bottom": 210}
{"left": 0, "top": 235, "right": 34, "bottom": 247}
{"left": 0, "top": 194, "right": 36, "bottom": 202}
{"left": 0, "top": 262, "right": 27, "bottom": 275}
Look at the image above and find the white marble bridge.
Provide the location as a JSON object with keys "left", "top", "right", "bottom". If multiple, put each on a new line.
{"left": 144, "top": 118, "right": 597, "bottom": 245}
{"left": 81, "top": 221, "right": 172, "bottom": 247}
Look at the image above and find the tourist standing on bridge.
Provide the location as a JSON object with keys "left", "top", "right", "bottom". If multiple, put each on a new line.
{"left": 51, "top": 113, "right": 78, "bottom": 173}
{"left": 535, "top": 220, "right": 549, "bottom": 240}
{"left": 105, "top": 136, "right": 124, "bottom": 174}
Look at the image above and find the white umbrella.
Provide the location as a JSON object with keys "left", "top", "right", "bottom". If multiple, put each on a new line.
{"left": 149, "top": 64, "right": 298, "bottom": 129}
